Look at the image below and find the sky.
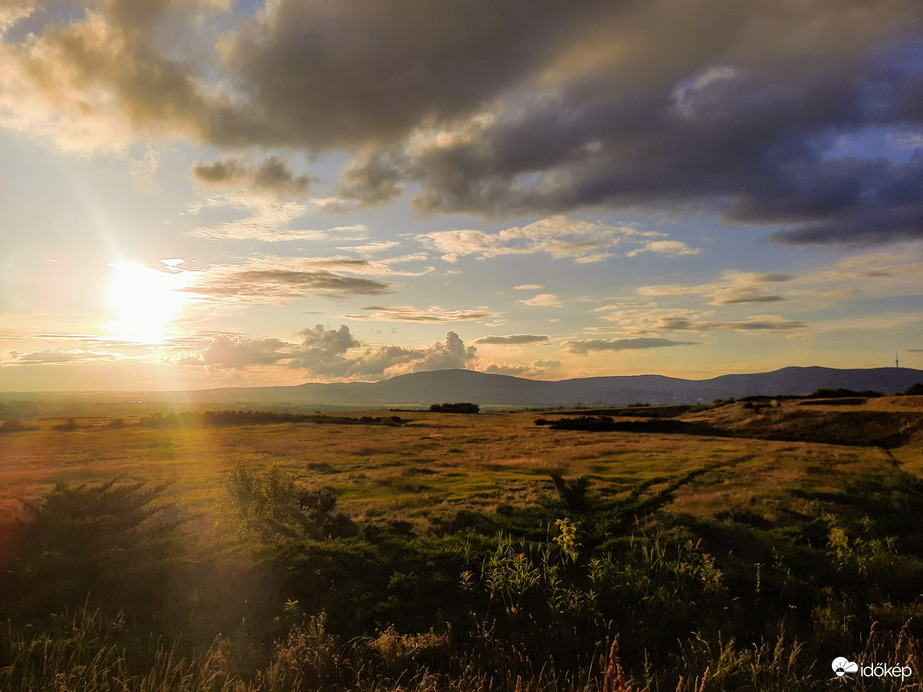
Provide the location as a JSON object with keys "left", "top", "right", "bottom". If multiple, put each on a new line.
{"left": 1, "top": 0, "right": 922, "bottom": 392}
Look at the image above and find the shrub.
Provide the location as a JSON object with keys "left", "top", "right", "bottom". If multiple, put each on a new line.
{"left": 809, "top": 387, "right": 883, "bottom": 399}
{"left": 52, "top": 417, "right": 81, "bottom": 431}
{"left": 1, "top": 480, "right": 188, "bottom": 621}
{"left": 225, "top": 463, "right": 357, "bottom": 541}
{"left": 0, "top": 419, "right": 36, "bottom": 433}
{"left": 429, "top": 403, "right": 479, "bottom": 414}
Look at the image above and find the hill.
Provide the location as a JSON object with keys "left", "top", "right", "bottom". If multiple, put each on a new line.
{"left": 178, "top": 365, "right": 923, "bottom": 408}
{"left": 3, "top": 366, "right": 921, "bottom": 414}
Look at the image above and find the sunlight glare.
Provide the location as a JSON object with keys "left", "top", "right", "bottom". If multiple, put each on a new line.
{"left": 105, "top": 262, "right": 188, "bottom": 343}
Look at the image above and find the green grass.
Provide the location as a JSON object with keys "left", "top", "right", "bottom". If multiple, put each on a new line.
{"left": 3, "top": 401, "right": 923, "bottom": 690}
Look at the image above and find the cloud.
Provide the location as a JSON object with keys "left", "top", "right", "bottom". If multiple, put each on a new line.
{"left": 171, "top": 326, "right": 480, "bottom": 379}
{"left": 180, "top": 334, "right": 288, "bottom": 370}
{"left": 411, "top": 331, "right": 478, "bottom": 371}
{"left": 130, "top": 148, "right": 161, "bottom": 192}
{"left": 187, "top": 192, "right": 365, "bottom": 242}
{"left": 329, "top": 6, "right": 923, "bottom": 245}
{"left": 0, "top": 3, "right": 34, "bottom": 35}
{"left": 520, "top": 293, "right": 562, "bottom": 307}
{"left": 288, "top": 326, "right": 477, "bottom": 378}
{"left": 7, "top": 349, "right": 122, "bottom": 365}
{"left": 475, "top": 334, "right": 550, "bottom": 345}
{"left": 225, "top": 1, "right": 591, "bottom": 151}
{"left": 182, "top": 258, "right": 392, "bottom": 304}
{"left": 638, "top": 270, "right": 797, "bottom": 305}
{"left": 514, "top": 284, "right": 543, "bottom": 290}
{"left": 595, "top": 303, "right": 812, "bottom": 336}
{"left": 481, "top": 360, "right": 561, "bottom": 378}
{"left": 655, "top": 314, "right": 808, "bottom": 333}
{"left": 419, "top": 216, "right": 669, "bottom": 263}
{"left": 289, "top": 255, "right": 433, "bottom": 277}
{"left": 286, "top": 324, "right": 362, "bottom": 375}
{"left": 4, "top": 1, "right": 923, "bottom": 246}
{"left": 625, "top": 240, "right": 701, "bottom": 258}
{"left": 192, "top": 156, "right": 311, "bottom": 197}
{"left": 338, "top": 241, "right": 401, "bottom": 255}
{"left": 337, "top": 148, "right": 406, "bottom": 205}
{"left": 635, "top": 251, "right": 923, "bottom": 309}
{"left": 343, "top": 305, "right": 501, "bottom": 322}
{"left": 565, "top": 337, "right": 699, "bottom": 354}
{"left": 0, "top": 0, "right": 239, "bottom": 151}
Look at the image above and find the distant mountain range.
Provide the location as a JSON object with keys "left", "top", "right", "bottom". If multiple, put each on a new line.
{"left": 184, "top": 366, "right": 923, "bottom": 408}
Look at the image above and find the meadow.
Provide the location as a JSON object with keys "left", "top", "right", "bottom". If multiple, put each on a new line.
{"left": 2, "top": 395, "right": 923, "bottom": 690}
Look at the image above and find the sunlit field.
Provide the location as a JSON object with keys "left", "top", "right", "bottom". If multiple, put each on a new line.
{"left": 2, "top": 396, "right": 923, "bottom": 690}
{"left": 3, "top": 401, "right": 914, "bottom": 525}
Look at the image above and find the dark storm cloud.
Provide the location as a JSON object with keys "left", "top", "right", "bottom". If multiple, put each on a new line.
{"left": 327, "top": 3, "right": 923, "bottom": 245}
{"left": 225, "top": 0, "right": 609, "bottom": 150}
{"left": 566, "top": 338, "right": 699, "bottom": 354}
{"left": 6, "top": 1, "right": 923, "bottom": 245}
{"left": 388, "top": 57, "right": 923, "bottom": 245}
{"left": 192, "top": 156, "right": 311, "bottom": 196}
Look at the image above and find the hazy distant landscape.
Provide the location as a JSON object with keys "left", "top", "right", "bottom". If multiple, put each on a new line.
{"left": 3, "top": 366, "right": 922, "bottom": 417}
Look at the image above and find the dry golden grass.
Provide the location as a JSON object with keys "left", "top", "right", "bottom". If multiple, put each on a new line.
{"left": 2, "top": 399, "right": 922, "bottom": 527}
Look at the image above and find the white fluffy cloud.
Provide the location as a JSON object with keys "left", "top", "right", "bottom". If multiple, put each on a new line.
{"left": 178, "top": 326, "right": 480, "bottom": 379}
{"left": 288, "top": 326, "right": 478, "bottom": 378}
{"left": 519, "top": 294, "right": 562, "bottom": 307}
{"left": 180, "top": 334, "right": 288, "bottom": 370}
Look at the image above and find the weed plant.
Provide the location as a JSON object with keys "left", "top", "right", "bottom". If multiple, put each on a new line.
{"left": 3, "top": 461, "right": 923, "bottom": 690}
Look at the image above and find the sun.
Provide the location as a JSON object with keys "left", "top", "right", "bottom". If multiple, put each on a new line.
{"left": 105, "top": 262, "right": 188, "bottom": 343}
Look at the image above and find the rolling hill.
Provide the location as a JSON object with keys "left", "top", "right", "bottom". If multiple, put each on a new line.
{"left": 181, "top": 366, "right": 923, "bottom": 408}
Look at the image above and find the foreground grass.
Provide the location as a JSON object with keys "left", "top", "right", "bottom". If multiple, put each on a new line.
{"left": 2, "top": 402, "right": 923, "bottom": 690}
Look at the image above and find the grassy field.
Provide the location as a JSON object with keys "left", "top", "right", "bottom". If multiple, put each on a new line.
{"left": 2, "top": 396, "right": 923, "bottom": 690}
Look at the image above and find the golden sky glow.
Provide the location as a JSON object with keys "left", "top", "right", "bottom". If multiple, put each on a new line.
{"left": 1, "top": 1, "right": 922, "bottom": 391}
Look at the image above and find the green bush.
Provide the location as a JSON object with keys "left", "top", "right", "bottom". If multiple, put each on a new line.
{"left": 1, "top": 480, "right": 188, "bottom": 622}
